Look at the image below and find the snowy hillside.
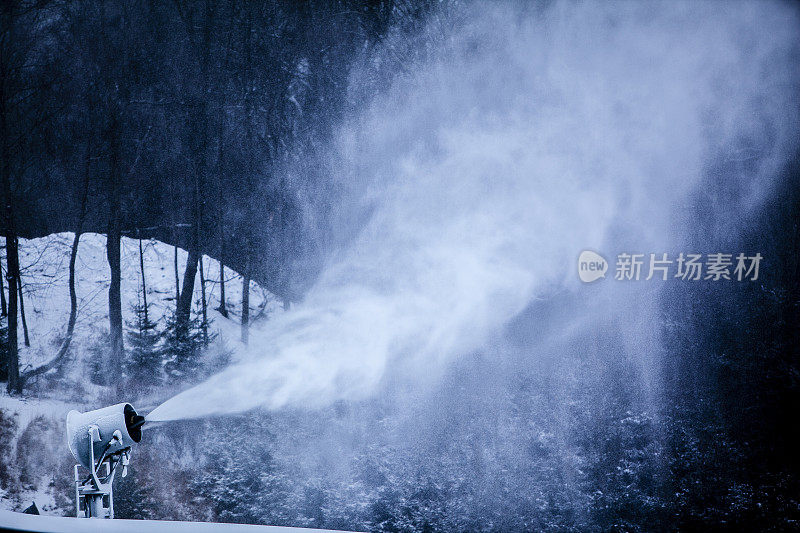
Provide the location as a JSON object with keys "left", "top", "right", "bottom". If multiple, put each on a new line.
{"left": 0, "top": 232, "right": 283, "bottom": 514}
{"left": 9, "top": 232, "right": 281, "bottom": 387}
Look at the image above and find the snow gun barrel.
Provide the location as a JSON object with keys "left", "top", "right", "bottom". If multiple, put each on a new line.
{"left": 66, "top": 403, "right": 144, "bottom": 469}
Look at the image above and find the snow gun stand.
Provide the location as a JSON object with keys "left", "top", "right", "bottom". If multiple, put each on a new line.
{"left": 67, "top": 403, "right": 145, "bottom": 518}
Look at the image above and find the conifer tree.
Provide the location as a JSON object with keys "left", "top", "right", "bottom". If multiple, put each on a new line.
{"left": 163, "top": 305, "right": 213, "bottom": 384}
{"left": 125, "top": 302, "right": 162, "bottom": 387}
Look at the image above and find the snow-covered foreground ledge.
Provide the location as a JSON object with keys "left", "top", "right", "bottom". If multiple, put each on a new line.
{"left": 0, "top": 511, "right": 363, "bottom": 533}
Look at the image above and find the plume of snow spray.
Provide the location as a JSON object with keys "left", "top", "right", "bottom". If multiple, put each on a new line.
{"left": 147, "top": 1, "right": 799, "bottom": 422}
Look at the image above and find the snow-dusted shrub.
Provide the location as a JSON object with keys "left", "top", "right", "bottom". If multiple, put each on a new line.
{"left": 0, "top": 409, "right": 16, "bottom": 491}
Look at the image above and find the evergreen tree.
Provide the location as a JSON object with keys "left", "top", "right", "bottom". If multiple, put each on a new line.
{"left": 114, "top": 463, "right": 156, "bottom": 520}
{"left": 190, "top": 417, "right": 296, "bottom": 526}
{"left": 124, "top": 302, "right": 163, "bottom": 388}
{"left": 88, "top": 337, "right": 111, "bottom": 386}
{"left": 163, "top": 305, "right": 213, "bottom": 384}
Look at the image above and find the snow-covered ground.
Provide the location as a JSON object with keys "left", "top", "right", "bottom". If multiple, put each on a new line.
{"left": 7, "top": 232, "right": 280, "bottom": 384}
{"left": 0, "top": 510, "right": 360, "bottom": 532}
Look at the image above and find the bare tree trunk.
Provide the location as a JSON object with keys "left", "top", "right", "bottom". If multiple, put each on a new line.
{"left": 106, "top": 115, "right": 124, "bottom": 383}
{"left": 175, "top": 116, "right": 205, "bottom": 328}
{"left": 176, "top": 235, "right": 199, "bottom": 325}
{"left": 2, "top": 115, "right": 20, "bottom": 393}
{"left": 174, "top": 243, "right": 180, "bottom": 304}
{"left": 241, "top": 256, "right": 250, "bottom": 345}
{"left": 22, "top": 213, "right": 86, "bottom": 384}
{"left": 58, "top": 231, "right": 81, "bottom": 358}
{"left": 175, "top": 155, "right": 204, "bottom": 327}
{"left": 0, "top": 0, "right": 18, "bottom": 393}
{"left": 176, "top": 3, "right": 213, "bottom": 329}
{"left": 67, "top": 151, "right": 91, "bottom": 351}
{"left": 218, "top": 259, "right": 227, "bottom": 317}
{"left": 0, "top": 252, "right": 6, "bottom": 318}
{"left": 199, "top": 255, "right": 208, "bottom": 344}
{"left": 67, "top": 231, "right": 81, "bottom": 341}
{"left": 176, "top": 138, "right": 204, "bottom": 326}
{"left": 215, "top": 85, "right": 228, "bottom": 319}
{"left": 107, "top": 230, "right": 123, "bottom": 382}
{"left": 0, "top": 251, "right": 6, "bottom": 382}
{"left": 16, "top": 270, "right": 29, "bottom": 347}
{"left": 216, "top": 181, "right": 227, "bottom": 317}
{"left": 138, "top": 232, "right": 148, "bottom": 322}
{"left": 3, "top": 235, "right": 18, "bottom": 394}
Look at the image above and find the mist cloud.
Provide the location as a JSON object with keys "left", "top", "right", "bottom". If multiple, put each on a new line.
{"left": 147, "top": 1, "right": 799, "bottom": 422}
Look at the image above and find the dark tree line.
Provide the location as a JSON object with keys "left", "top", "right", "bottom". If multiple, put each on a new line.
{"left": 0, "top": 0, "right": 440, "bottom": 392}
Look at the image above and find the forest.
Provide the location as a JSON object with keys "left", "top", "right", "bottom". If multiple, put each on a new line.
{"left": 0, "top": 1, "right": 799, "bottom": 531}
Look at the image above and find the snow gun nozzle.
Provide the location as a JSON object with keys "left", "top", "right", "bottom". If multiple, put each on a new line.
{"left": 128, "top": 412, "right": 146, "bottom": 431}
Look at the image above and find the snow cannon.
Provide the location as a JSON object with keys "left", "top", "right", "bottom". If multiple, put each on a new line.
{"left": 67, "top": 403, "right": 144, "bottom": 469}
{"left": 66, "top": 403, "right": 145, "bottom": 518}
